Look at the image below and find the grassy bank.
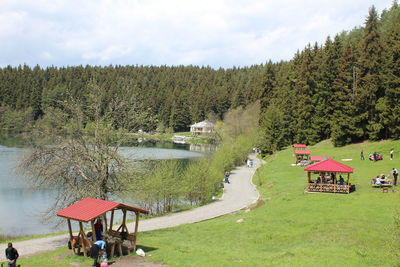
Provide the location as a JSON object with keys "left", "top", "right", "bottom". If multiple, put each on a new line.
{"left": 135, "top": 139, "right": 400, "bottom": 266}
{"left": 14, "top": 139, "right": 400, "bottom": 266}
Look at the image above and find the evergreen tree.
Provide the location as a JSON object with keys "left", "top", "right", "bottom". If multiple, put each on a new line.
{"left": 384, "top": 2, "right": 400, "bottom": 138}
{"left": 356, "top": 6, "right": 385, "bottom": 140}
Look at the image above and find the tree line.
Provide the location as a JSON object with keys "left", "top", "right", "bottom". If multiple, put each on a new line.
{"left": 0, "top": 64, "right": 264, "bottom": 133}
{"left": 258, "top": 3, "right": 400, "bottom": 152}
{"left": 1, "top": 3, "right": 399, "bottom": 153}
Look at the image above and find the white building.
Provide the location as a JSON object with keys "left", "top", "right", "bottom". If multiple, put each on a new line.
{"left": 190, "top": 120, "right": 215, "bottom": 136}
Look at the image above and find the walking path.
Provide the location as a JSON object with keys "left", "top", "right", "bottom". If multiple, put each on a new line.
{"left": 0, "top": 154, "right": 261, "bottom": 261}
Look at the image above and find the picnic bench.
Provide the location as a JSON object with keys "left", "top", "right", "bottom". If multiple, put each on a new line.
{"left": 371, "top": 178, "right": 393, "bottom": 192}
{"left": 371, "top": 179, "right": 393, "bottom": 187}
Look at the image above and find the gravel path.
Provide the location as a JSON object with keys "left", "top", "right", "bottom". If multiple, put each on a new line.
{"left": 0, "top": 154, "right": 261, "bottom": 261}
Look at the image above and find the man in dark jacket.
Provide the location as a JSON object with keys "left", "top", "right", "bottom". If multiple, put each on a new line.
{"left": 5, "top": 243, "right": 19, "bottom": 267}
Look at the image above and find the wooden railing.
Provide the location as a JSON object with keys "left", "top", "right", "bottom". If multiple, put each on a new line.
{"left": 307, "top": 183, "right": 350, "bottom": 194}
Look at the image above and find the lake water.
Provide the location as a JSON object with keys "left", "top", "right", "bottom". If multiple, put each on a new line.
{"left": 0, "top": 138, "right": 203, "bottom": 236}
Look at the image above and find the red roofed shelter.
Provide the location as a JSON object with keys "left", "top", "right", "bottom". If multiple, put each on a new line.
{"left": 293, "top": 144, "right": 307, "bottom": 149}
{"left": 309, "top": 155, "right": 330, "bottom": 162}
{"left": 294, "top": 150, "right": 310, "bottom": 164}
{"left": 56, "top": 198, "right": 149, "bottom": 257}
{"left": 304, "top": 159, "right": 354, "bottom": 194}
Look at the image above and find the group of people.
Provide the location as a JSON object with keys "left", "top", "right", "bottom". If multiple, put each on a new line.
{"left": 368, "top": 152, "right": 383, "bottom": 161}
{"left": 311, "top": 173, "right": 345, "bottom": 185}
{"left": 361, "top": 149, "right": 395, "bottom": 161}
{"left": 372, "top": 168, "right": 399, "bottom": 186}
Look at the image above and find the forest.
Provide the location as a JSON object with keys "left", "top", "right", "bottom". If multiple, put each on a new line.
{"left": 0, "top": 3, "right": 399, "bottom": 153}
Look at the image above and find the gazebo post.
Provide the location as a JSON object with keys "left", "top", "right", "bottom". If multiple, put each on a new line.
{"left": 347, "top": 173, "right": 350, "bottom": 193}
{"left": 334, "top": 172, "right": 337, "bottom": 193}
{"left": 122, "top": 208, "right": 127, "bottom": 232}
{"left": 91, "top": 219, "right": 97, "bottom": 242}
{"left": 67, "top": 219, "right": 73, "bottom": 240}
{"left": 134, "top": 211, "right": 140, "bottom": 251}
{"left": 79, "top": 222, "right": 87, "bottom": 257}
{"left": 109, "top": 209, "right": 114, "bottom": 231}
{"left": 103, "top": 214, "right": 108, "bottom": 233}
{"left": 319, "top": 172, "right": 323, "bottom": 192}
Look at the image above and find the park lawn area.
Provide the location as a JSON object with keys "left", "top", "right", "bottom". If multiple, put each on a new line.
{"left": 136, "top": 139, "right": 400, "bottom": 266}
{"left": 14, "top": 139, "right": 400, "bottom": 266}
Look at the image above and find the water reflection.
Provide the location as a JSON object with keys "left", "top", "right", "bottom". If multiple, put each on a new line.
{"left": 0, "top": 139, "right": 205, "bottom": 236}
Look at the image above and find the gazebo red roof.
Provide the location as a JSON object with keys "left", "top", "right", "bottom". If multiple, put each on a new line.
{"left": 294, "top": 150, "right": 310, "bottom": 155}
{"left": 56, "top": 197, "right": 149, "bottom": 222}
{"left": 293, "top": 144, "right": 307, "bottom": 148}
{"left": 310, "top": 155, "right": 330, "bottom": 162}
{"left": 304, "top": 158, "right": 354, "bottom": 173}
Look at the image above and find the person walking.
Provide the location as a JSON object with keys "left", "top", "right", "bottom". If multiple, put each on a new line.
{"left": 90, "top": 236, "right": 107, "bottom": 267}
{"left": 360, "top": 150, "right": 364, "bottom": 160}
{"left": 390, "top": 149, "right": 394, "bottom": 160}
{"left": 393, "top": 168, "right": 398, "bottom": 186}
{"left": 224, "top": 171, "right": 230, "bottom": 184}
{"left": 5, "top": 243, "right": 19, "bottom": 267}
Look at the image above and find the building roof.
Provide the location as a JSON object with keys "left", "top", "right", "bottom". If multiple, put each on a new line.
{"left": 56, "top": 197, "right": 149, "bottom": 222}
{"left": 190, "top": 120, "right": 214, "bottom": 128}
{"left": 293, "top": 144, "right": 307, "bottom": 148}
{"left": 310, "top": 155, "right": 330, "bottom": 162}
{"left": 294, "top": 150, "right": 310, "bottom": 155}
{"left": 304, "top": 158, "right": 354, "bottom": 173}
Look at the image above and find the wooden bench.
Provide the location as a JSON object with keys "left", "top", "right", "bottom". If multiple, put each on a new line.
{"left": 106, "top": 230, "right": 137, "bottom": 256}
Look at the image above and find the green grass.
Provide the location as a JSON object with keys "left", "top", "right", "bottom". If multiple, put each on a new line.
{"left": 1, "top": 247, "right": 93, "bottom": 267}
{"left": 136, "top": 139, "right": 400, "bottom": 266}
{"left": 17, "top": 139, "right": 400, "bottom": 266}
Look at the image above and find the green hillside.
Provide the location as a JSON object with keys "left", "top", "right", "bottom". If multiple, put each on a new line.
{"left": 136, "top": 139, "right": 400, "bottom": 266}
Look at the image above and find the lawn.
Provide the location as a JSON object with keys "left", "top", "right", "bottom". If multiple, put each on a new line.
{"left": 137, "top": 139, "right": 400, "bottom": 266}
{"left": 13, "top": 139, "right": 400, "bottom": 266}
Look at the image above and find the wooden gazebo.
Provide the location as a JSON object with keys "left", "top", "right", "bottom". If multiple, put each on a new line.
{"left": 56, "top": 198, "right": 149, "bottom": 257}
{"left": 294, "top": 150, "right": 310, "bottom": 164}
{"left": 293, "top": 144, "right": 307, "bottom": 150}
{"left": 304, "top": 159, "right": 354, "bottom": 194}
{"left": 309, "top": 155, "right": 330, "bottom": 163}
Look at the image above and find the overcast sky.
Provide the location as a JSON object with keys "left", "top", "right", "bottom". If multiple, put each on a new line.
{"left": 0, "top": 0, "right": 394, "bottom": 68}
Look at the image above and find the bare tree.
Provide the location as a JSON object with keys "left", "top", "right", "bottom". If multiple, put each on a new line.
{"left": 18, "top": 80, "right": 142, "bottom": 220}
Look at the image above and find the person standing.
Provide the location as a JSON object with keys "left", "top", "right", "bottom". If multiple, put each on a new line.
{"left": 94, "top": 218, "right": 103, "bottom": 241}
{"left": 5, "top": 243, "right": 19, "bottom": 267}
{"left": 224, "top": 171, "right": 230, "bottom": 184}
{"left": 360, "top": 150, "right": 364, "bottom": 160}
{"left": 393, "top": 168, "right": 398, "bottom": 186}
{"left": 390, "top": 149, "right": 394, "bottom": 160}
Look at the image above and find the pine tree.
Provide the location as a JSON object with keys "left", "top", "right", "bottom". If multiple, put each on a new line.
{"left": 356, "top": 6, "right": 385, "bottom": 140}
{"left": 331, "top": 44, "right": 360, "bottom": 146}
{"left": 384, "top": 2, "right": 400, "bottom": 138}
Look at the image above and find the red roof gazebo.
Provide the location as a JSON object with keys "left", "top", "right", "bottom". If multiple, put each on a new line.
{"left": 293, "top": 144, "right": 307, "bottom": 149}
{"left": 304, "top": 159, "right": 354, "bottom": 194}
{"left": 309, "top": 155, "right": 330, "bottom": 162}
{"left": 294, "top": 150, "right": 311, "bottom": 164}
{"left": 57, "top": 198, "right": 149, "bottom": 257}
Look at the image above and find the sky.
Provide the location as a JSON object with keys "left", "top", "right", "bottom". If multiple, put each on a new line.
{"left": 0, "top": 0, "right": 394, "bottom": 69}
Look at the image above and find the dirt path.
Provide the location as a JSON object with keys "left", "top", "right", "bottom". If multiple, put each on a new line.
{"left": 0, "top": 154, "right": 261, "bottom": 262}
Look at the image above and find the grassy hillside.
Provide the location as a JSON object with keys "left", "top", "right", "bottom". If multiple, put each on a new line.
{"left": 11, "top": 139, "right": 400, "bottom": 266}
{"left": 137, "top": 139, "right": 400, "bottom": 266}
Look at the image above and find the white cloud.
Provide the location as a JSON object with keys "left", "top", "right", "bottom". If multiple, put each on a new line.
{"left": 0, "top": 0, "right": 394, "bottom": 68}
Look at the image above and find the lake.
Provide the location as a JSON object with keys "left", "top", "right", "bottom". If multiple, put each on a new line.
{"left": 0, "top": 138, "right": 204, "bottom": 236}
